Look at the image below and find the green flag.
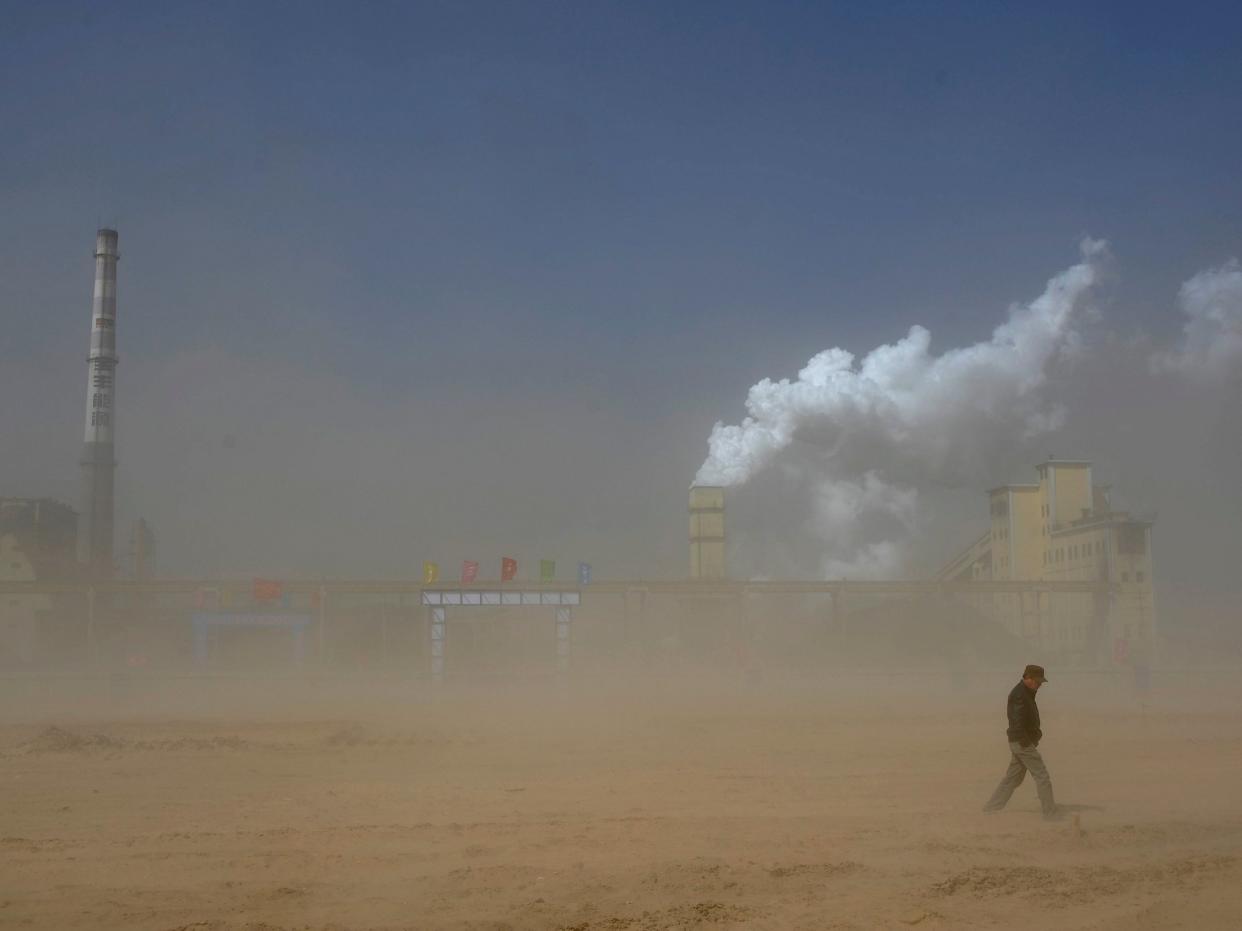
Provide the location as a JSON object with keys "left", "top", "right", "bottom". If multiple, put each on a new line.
{"left": 539, "top": 559, "right": 555, "bottom": 582}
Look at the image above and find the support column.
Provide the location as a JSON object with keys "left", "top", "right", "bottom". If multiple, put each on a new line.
{"left": 555, "top": 606, "right": 572, "bottom": 675}
{"left": 191, "top": 616, "right": 208, "bottom": 667}
{"left": 86, "top": 585, "right": 96, "bottom": 662}
{"left": 317, "top": 584, "right": 328, "bottom": 663}
{"left": 430, "top": 605, "right": 446, "bottom": 683}
{"left": 623, "top": 588, "right": 646, "bottom": 648}
{"left": 834, "top": 588, "right": 848, "bottom": 645}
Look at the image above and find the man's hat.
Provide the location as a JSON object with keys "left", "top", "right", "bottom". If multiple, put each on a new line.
{"left": 1023, "top": 664, "right": 1048, "bottom": 681}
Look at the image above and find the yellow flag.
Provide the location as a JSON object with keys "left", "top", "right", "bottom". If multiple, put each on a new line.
{"left": 423, "top": 561, "right": 440, "bottom": 583}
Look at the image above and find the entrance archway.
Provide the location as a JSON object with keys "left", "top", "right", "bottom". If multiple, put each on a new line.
{"left": 421, "top": 588, "right": 580, "bottom": 682}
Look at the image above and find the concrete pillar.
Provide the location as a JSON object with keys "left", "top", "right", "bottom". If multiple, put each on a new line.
{"left": 430, "top": 605, "right": 446, "bottom": 682}
{"left": 623, "top": 587, "right": 646, "bottom": 646}
{"left": 555, "top": 606, "right": 571, "bottom": 675}
{"left": 191, "top": 615, "right": 208, "bottom": 667}
{"left": 86, "top": 585, "right": 96, "bottom": 661}
{"left": 317, "top": 584, "right": 327, "bottom": 662}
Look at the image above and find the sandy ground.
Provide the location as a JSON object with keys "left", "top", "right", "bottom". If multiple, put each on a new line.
{"left": 3, "top": 673, "right": 1242, "bottom": 930}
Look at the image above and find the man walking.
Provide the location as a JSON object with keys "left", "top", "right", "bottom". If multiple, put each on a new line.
{"left": 983, "top": 664, "right": 1059, "bottom": 819}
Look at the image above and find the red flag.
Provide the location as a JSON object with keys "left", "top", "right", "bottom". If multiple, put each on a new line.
{"left": 461, "top": 560, "right": 479, "bottom": 583}
{"left": 501, "top": 557, "right": 517, "bottom": 581}
{"left": 253, "top": 578, "right": 283, "bottom": 602}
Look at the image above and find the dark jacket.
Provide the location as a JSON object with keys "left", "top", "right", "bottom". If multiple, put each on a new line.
{"left": 1005, "top": 680, "right": 1042, "bottom": 747}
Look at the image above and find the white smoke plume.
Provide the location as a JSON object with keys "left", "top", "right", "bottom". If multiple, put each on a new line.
{"left": 1152, "top": 259, "right": 1242, "bottom": 382}
{"left": 696, "top": 239, "right": 1109, "bottom": 578}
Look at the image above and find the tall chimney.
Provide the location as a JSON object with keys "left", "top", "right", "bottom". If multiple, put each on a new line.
{"left": 77, "top": 228, "right": 119, "bottom": 579}
{"left": 689, "top": 485, "right": 726, "bottom": 579}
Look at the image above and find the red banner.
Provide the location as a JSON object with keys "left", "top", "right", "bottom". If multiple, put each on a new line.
{"left": 253, "top": 578, "right": 283, "bottom": 603}
{"left": 501, "top": 557, "right": 517, "bottom": 581}
{"left": 461, "top": 560, "right": 479, "bottom": 583}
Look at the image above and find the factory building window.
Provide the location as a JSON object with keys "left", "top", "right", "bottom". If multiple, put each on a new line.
{"left": 1136, "top": 571, "right": 1145, "bottom": 583}
{"left": 1121, "top": 571, "right": 1129, "bottom": 582}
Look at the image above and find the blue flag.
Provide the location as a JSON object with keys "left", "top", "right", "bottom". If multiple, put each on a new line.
{"left": 577, "top": 562, "right": 592, "bottom": 585}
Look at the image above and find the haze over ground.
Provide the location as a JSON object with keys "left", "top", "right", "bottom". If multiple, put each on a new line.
{"left": 2, "top": 2, "right": 1240, "bottom": 640}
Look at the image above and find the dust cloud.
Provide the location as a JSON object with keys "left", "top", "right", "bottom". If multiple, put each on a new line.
{"left": 3, "top": 599, "right": 1242, "bottom": 929}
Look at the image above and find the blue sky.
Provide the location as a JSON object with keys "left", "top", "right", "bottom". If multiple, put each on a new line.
{"left": 2, "top": 2, "right": 1241, "bottom": 607}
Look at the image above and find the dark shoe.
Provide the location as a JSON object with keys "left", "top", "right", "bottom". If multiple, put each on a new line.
{"left": 1043, "top": 807, "right": 1065, "bottom": 821}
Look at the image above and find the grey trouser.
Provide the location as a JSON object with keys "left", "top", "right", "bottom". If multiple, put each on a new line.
{"left": 983, "top": 741, "right": 1056, "bottom": 815}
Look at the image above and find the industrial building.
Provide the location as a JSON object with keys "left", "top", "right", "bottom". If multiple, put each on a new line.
{"left": 0, "top": 498, "right": 79, "bottom": 664}
{"left": 939, "top": 458, "right": 1157, "bottom": 665}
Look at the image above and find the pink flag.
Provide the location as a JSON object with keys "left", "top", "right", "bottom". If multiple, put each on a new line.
{"left": 461, "top": 560, "right": 479, "bottom": 583}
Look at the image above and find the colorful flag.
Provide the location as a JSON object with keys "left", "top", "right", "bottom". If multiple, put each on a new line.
{"left": 539, "top": 559, "right": 555, "bottom": 582}
{"left": 253, "top": 578, "right": 283, "bottom": 603}
{"left": 423, "top": 561, "right": 440, "bottom": 583}
{"left": 461, "top": 560, "right": 479, "bottom": 583}
{"left": 501, "top": 557, "right": 518, "bottom": 581}
{"left": 578, "top": 562, "right": 592, "bottom": 585}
